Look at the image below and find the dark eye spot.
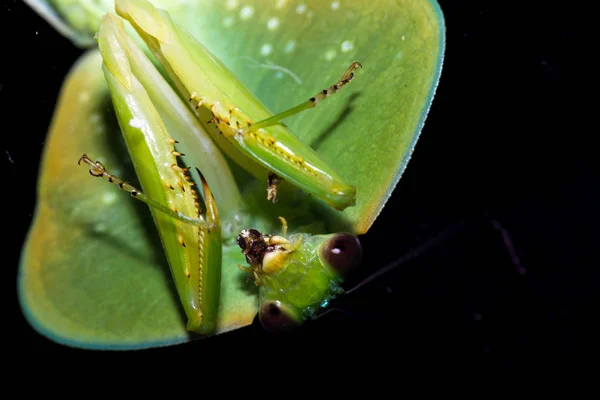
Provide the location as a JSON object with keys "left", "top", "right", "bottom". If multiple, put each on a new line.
{"left": 259, "top": 301, "right": 301, "bottom": 332}
{"left": 322, "top": 233, "right": 362, "bottom": 275}
{"left": 248, "top": 228, "right": 262, "bottom": 239}
{"left": 236, "top": 234, "right": 246, "bottom": 250}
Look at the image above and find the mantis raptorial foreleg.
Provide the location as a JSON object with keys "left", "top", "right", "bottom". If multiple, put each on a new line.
{"left": 78, "top": 154, "right": 212, "bottom": 229}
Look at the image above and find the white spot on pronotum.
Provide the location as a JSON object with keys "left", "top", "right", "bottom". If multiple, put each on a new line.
{"left": 284, "top": 40, "right": 296, "bottom": 54}
{"left": 94, "top": 223, "right": 107, "bottom": 233}
{"left": 275, "top": 71, "right": 284, "bottom": 79}
{"left": 103, "top": 192, "right": 117, "bottom": 205}
{"left": 223, "top": 16, "right": 234, "bottom": 27}
{"left": 129, "top": 117, "right": 144, "bottom": 128}
{"left": 341, "top": 40, "right": 353, "bottom": 52}
{"left": 276, "top": 0, "right": 287, "bottom": 8}
{"left": 325, "top": 49, "right": 336, "bottom": 61}
{"left": 394, "top": 51, "right": 403, "bottom": 60}
{"left": 331, "top": 1, "right": 340, "bottom": 10}
{"left": 240, "top": 5, "right": 254, "bottom": 20}
{"left": 260, "top": 44, "right": 273, "bottom": 56}
{"left": 35, "top": 31, "right": 39, "bottom": 35}
{"left": 296, "top": 4, "right": 307, "bottom": 14}
{"left": 402, "top": 35, "right": 406, "bottom": 41}
{"left": 267, "top": 17, "right": 280, "bottom": 30}
{"left": 226, "top": 0, "right": 239, "bottom": 10}
{"left": 79, "top": 91, "right": 90, "bottom": 103}
{"left": 89, "top": 113, "right": 101, "bottom": 124}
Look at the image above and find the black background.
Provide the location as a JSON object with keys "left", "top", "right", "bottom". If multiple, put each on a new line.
{"left": 2, "top": 0, "right": 589, "bottom": 364}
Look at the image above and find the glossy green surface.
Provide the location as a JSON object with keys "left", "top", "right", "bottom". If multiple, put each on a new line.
{"left": 19, "top": 51, "right": 257, "bottom": 349}
{"left": 19, "top": 0, "right": 445, "bottom": 349}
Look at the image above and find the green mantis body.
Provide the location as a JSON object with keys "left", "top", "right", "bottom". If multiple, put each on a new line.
{"left": 87, "top": 0, "right": 363, "bottom": 334}
{"left": 19, "top": 0, "right": 445, "bottom": 349}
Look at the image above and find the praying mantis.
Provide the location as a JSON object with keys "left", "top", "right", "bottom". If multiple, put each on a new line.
{"left": 19, "top": 0, "right": 445, "bottom": 349}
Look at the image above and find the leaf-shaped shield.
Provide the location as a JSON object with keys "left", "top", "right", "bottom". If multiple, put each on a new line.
{"left": 19, "top": 0, "right": 445, "bottom": 349}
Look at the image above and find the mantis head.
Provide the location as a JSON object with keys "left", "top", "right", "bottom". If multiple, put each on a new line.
{"left": 236, "top": 222, "right": 362, "bottom": 331}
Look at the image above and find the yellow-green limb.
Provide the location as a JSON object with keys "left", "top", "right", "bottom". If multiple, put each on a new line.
{"left": 239, "top": 62, "right": 362, "bottom": 133}
{"left": 78, "top": 154, "right": 212, "bottom": 229}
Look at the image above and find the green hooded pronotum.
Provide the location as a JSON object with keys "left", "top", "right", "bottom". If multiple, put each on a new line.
{"left": 19, "top": 0, "right": 445, "bottom": 349}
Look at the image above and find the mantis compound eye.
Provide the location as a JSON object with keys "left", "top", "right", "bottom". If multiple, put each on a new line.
{"left": 321, "top": 233, "right": 363, "bottom": 275}
{"left": 259, "top": 300, "right": 302, "bottom": 331}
